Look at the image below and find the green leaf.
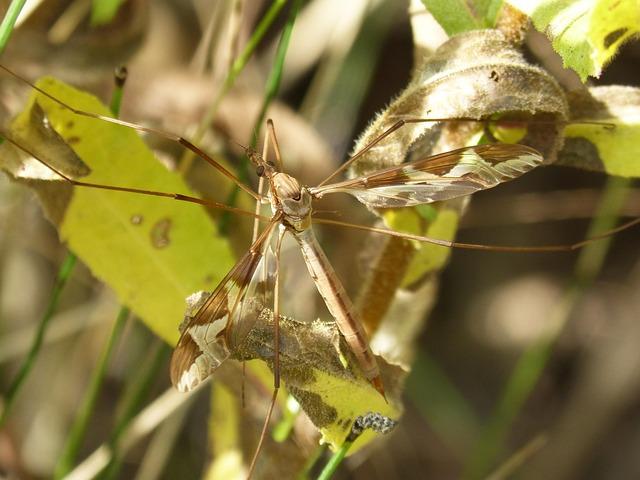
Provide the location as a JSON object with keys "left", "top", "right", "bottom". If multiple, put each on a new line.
{"left": 421, "top": 0, "right": 482, "bottom": 34}
{"left": 382, "top": 206, "right": 460, "bottom": 287}
{"left": 5, "top": 77, "right": 235, "bottom": 344}
{"left": 91, "top": 0, "right": 125, "bottom": 26}
{"left": 507, "top": 0, "right": 640, "bottom": 81}
{"left": 293, "top": 365, "right": 400, "bottom": 453}
{"left": 560, "top": 86, "right": 640, "bottom": 177}
{"left": 237, "top": 316, "right": 404, "bottom": 455}
{"left": 421, "top": 0, "right": 504, "bottom": 34}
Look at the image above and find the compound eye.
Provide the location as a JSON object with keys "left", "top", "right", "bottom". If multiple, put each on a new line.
{"left": 256, "top": 165, "right": 265, "bottom": 177}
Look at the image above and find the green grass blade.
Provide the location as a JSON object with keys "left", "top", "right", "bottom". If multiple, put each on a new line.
{"left": 0, "top": 0, "right": 27, "bottom": 54}
{"left": 254, "top": 0, "right": 302, "bottom": 133}
{"left": 0, "top": 253, "right": 77, "bottom": 427}
{"left": 219, "top": 0, "right": 301, "bottom": 233}
{"left": 464, "top": 175, "right": 632, "bottom": 479}
{"left": 53, "top": 306, "right": 130, "bottom": 479}
{"left": 178, "top": 0, "right": 288, "bottom": 174}
{"left": 99, "top": 340, "right": 171, "bottom": 479}
{"left": 407, "top": 351, "right": 480, "bottom": 454}
{"left": 316, "top": 440, "right": 353, "bottom": 480}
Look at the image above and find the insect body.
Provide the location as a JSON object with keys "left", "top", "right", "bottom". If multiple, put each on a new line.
{"left": 169, "top": 122, "right": 545, "bottom": 401}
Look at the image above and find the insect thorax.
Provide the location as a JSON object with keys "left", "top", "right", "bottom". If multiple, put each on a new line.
{"left": 270, "top": 172, "right": 312, "bottom": 231}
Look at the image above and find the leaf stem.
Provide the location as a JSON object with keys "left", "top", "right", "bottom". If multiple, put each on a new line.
{"left": 177, "top": 0, "right": 288, "bottom": 175}
{"left": 219, "top": 0, "right": 300, "bottom": 233}
{"left": 296, "top": 443, "right": 328, "bottom": 480}
{"left": 316, "top": 440, "right": 353, "bottom": 480}
{"left": 98, "top": 341, "right": 171, "bottom": 480}
{"left": 53, "top": 306, "right": 130, "bottom": 479}
{"left": 464, "top": 176, "right": 632, "bottom": 479}
{"left": 0, "top": 253, "right": 77, "bottom": 427}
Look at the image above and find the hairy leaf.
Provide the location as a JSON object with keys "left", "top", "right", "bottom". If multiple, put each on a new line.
{"left": 349, "top": 29, "right": 567, "bottom": 333}
{"left": 237, "top": 313, "right": 403, "bottom": 453}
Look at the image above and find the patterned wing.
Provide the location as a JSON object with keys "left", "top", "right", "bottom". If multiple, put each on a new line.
{"left": 170, "top": 222, "right": 279, "bottom": 392}
{"left": 310, "top": 144, "right": 543, "bottom": 208}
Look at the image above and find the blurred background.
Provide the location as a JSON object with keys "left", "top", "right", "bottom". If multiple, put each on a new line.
{"left": 1, "top": 0, "right": 640, "bottom": 479}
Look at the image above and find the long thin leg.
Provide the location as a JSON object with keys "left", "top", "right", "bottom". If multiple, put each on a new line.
{"left": 315, "top": 116, "right": 616, "bottom": 187}
{"left": 313, "top": 216, "right": 640, "bottom": 253}
{"left": 316, "top": 118, "right": 471, "bottom": 187}
{"left": 246, "top": 227, "right": 286, "bottom": 479}
{"left": 243, "top": 117, "right": 276, "bottom": 408}
{"left": 272, "top": 228, "right": 285, "bottom": 388}
{"left": 2, "top": 132, "right": 268, "bottom": 221}
{"left": 0, "top": 64, "right": 260, "bottom": 201}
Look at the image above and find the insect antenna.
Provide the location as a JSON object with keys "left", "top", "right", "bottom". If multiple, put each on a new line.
{"left": 0, "top": 131, "right": 267, "bottom": 221}
{"left": 266, "top": 119, "right": 283, "bottom": 172}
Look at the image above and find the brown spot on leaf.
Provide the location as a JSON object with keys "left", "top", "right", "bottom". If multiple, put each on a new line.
{"left": 604, "top": 28, "right": 627, "bottom": 49}
{"left": 150, "top": 217, "right": 172, "bottom": 248}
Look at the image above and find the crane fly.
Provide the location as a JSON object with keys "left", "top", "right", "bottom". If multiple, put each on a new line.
{"left": 1, "top": 65, "right": 636, "bottom": 476}
{"left": 170, "top": 130, "right": 547, "bottom": 396}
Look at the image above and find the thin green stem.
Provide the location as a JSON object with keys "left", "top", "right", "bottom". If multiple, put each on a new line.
{"left": 98, "top": 341, "right": 171, "bottom": 480}
{"left": 0, "top": 0, "right": 27, "bottom": 55}
{"left": 253, "top": 0, "right": 301, "bottom": 134}
{"left": 178, "top": 0, "right": 288, "bottom": 174}
{"left": 464, "top": 176, "right": 632, "bottom": 479}
{"left": 53, "top": 306, "right": 130, "bottom": 479}
{"left": 0, "top": 253, "right": 77, "bottom": 427}
{"left": 218, "top": 0, "right": 300, "bottom": 234}
{"left": 317, "top": 440, "right": 353, "bottom": 480}
{"left": 109, "top": 67, "right": 127, "bottom": 117}
{"left": 573, "top": 176, "right": 631, "bottom": 286}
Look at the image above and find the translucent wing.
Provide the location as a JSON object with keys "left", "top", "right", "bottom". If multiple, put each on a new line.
{"left": 310, "top": 144, "right": 544, "bottom": 208}
{"left": 170, "top": 221, "right": 279, "bottom": 392}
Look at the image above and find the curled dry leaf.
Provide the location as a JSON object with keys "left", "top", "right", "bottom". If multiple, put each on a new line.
{"left": 350, "top": 29, "right": 569, "bottom": 367}
{"left": 234, "top": 303, "right": 404, "bottom": 452}
{"left": 351, "top": 29, "right": 568, "bottom": 180}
